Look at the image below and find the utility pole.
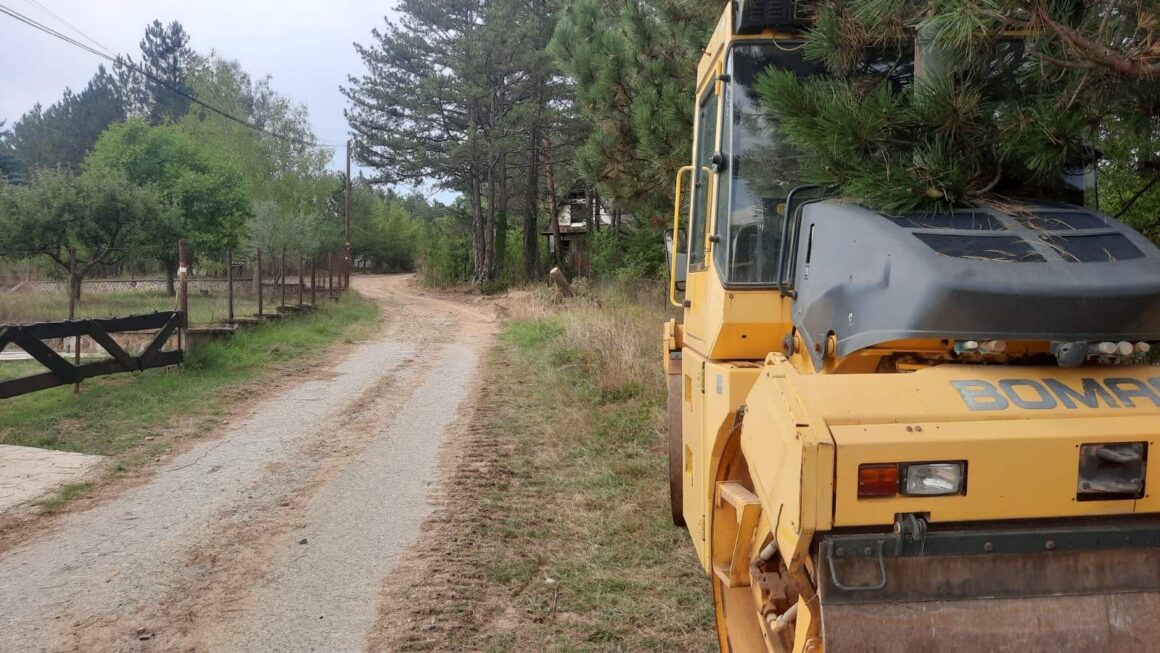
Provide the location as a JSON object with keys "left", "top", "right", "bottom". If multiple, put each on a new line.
{"left": 345, "top": 139, "right": 353, "bottom": 290}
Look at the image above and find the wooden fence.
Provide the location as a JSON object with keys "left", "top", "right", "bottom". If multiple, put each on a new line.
{"left": 0, "top": 312, "right": 183, "bottom": 399}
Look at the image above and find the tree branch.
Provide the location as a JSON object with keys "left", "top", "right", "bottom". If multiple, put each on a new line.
{"left": 1031, "top": 2, "right": 1160, "bottom": 80}
{"left": 1114, "top": 172, "right": 1160, "bottom": 220}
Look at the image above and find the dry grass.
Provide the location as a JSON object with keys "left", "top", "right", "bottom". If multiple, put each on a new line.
{"left": 371, "top": 282, "right": 712, "bottom": 652}
{"left": 506, "top": 283, "right": 671, "bottom": 398}
{"left": 0, "top": 289, "right": 288, "bottom": 326}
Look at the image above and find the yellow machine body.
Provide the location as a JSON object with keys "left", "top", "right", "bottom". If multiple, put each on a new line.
{"left": 664, "top": 5, "right": 1160, "bottom": 652}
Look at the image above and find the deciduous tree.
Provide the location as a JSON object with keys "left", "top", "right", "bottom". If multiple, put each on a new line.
{"left": 0, "top": 168, "right": 171, "bottom": 299}
{"left": 86, "top": 119, "right": 249, "bottom": 293}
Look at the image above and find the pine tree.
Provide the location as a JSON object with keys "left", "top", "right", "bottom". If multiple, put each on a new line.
{"left": 551, "top": 0, "right": 717, "bottom": 218}
{"left": 345, "top": 0, "right": 563, "bottom": 284}
{"left": 0, "top": 122, "right": 26, "bottom": 184}
{"left": 2, "top": 66, "right": 125, "bottom": 173}
{"left": 116, "top": 20, "right": 194, "bottom": 125}
{"left": 754, "top": 0, "right": 1160, "bottom": 214}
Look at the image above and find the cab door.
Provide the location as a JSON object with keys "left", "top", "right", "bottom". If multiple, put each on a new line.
{"left": 683, "top": 76, "right": 723, "bottom": 350}
{"left": 679, "top": 68, "right": 724, "bottom": 562}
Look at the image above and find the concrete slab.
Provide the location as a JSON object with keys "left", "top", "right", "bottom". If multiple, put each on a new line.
{"left": 0, "top": 445, "right": 103, "bottom": 512}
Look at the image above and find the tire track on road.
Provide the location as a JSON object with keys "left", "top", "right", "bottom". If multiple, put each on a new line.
{"left": 0, "top": 275, "right": 496, "bottom": 653}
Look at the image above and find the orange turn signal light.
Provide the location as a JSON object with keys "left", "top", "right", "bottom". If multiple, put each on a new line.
{"left": 858, "top": 464, "right": 900, "bottom": 498}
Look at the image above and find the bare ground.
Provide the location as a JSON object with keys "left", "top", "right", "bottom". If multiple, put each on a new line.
{"left": 0, "top": 275, "right": 496, "bottom": 653}
{"left": 366, "top": 297, "right": 716, "bottom": 652}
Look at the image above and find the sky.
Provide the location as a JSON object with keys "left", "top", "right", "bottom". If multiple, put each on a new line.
{"left": 0, "top": 0, "right": 400, "bottom": 178}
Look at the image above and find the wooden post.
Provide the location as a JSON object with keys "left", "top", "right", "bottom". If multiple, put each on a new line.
{"left": 226, "top": 247, "right": 235, "bottom": 325}
{"left": 280, "top": 249, "right": 287, "bottom": 309}
{"left": 178, "top": 240, "right": 190, "bottom": 328}
{"left": 345, "top": 140, "right": 353, "bottom": 290}
{"left": 69, "top": 247, "right": 80, "bottom": 394}
{"left": 327, "top": 253, "right": 334, "bottom": 299}
{"left": 549, "top": 267, "right": 575, "bottom": 298}
{"left": 310, "top": 258, "right": 317, "bottom": 306}
{"left": 256, "top": 248, "right": 264, "bottom": 317}
{"left": 298, "top": 255, "right": 305, "bottom": 306}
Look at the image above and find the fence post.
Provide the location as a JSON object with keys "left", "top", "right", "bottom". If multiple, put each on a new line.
{"left": 226, "top": 247, "right": 235, "bottom": 325}
{"left": 69, "top": 246, "right": 80, "bottom": 394}
{"left": 256, "top": 248, "right": 264, "bottom": 317}
{"left": 311, "top": 258, "right": 317, "bottom": 306}
{"left": 280, "top": 249, "right": 287, "bottom": 309}
{"left": 298, "top": 255, "right": 305, "bottom": 306}
{"left": 328, "top": 253, "right": 334, "bottom": 299}
{"left": 178, "top": 239, "right": 190, "bottom": 329}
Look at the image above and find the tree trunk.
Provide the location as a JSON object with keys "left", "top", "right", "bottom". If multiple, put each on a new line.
{"left": 483, "top": 157, "right": 498, "bottom": 281}
{"left": 164, "top": 262, "right": 177, "bottom": 297}
{"left": 592, "top": 188, "right": 601, "bottom": 233}
{"left": 69, "top": 271, "right": 83, "bottom": 303}
{"left": 253, "top": 252, "right": 262, "bottom": 298}
{"left": 544, "top": 135, "right": 562, "bottom": 267}
{"left": 584, "top": 187, "right": 594, "bottom": 235}
{"left": 523, "top": 126, "right": 540, "bottom": 280}
{"left": 493, "top": 151, "right": 508, "bottom": 279}
{"left": 470, "top": 174, "right": 488, "bottom": 283}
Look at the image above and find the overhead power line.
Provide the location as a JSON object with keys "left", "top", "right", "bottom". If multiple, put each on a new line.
{"left": 22, "top": 0, "right": 115, "bottom": 58}
{"left": 0, "top": 2, "right": 337, "bottom": 150}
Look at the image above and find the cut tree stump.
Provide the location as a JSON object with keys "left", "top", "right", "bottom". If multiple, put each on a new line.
{"left": 549, "top": 267, "right": 575, "bottom": 298}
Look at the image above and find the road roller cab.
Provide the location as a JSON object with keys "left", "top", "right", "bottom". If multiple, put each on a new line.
{"left": 662, "top": 3, "right": 1160, "bottom": 652}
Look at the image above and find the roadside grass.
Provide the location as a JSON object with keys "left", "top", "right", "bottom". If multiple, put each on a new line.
{"left": 375, "top": 284, "right": 714, "bottom": 652}
{"left": 0, "top": 290, "right": 268, "bottom": 326}
{"left": 0, "top": 360, "right": 43, "bottom": 381}
{"left": 0, "top": 293, "right": 378, "bottom": 463}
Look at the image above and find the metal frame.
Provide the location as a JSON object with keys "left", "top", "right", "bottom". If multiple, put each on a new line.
{"left": 775, "top": 184, "right": 823, "bottom": 297}
{"left": 669, "top": 165, "right": 694, "bottom": 308}
{"left": 687, "top": 80, "right": 723, "bottom": 274}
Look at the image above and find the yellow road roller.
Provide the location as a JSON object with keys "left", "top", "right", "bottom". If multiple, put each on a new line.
{"left": 663, "top": 3, "right": 1160, "bottom": 651}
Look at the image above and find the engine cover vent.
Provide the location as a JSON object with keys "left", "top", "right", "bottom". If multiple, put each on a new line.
{"left": 889, "top": 212, "right": 1006, "bottom": 231}
{"left": 1018, "top": 211, "right": 1109, "bottom": 231}
{"left": 734, "top": 0, "right": 813, "bottom": 34}
{"left": 1047, "top": 233, "right": 1146, "bottom": 263}
{"left": 914, "top": 233, "right": 1046, "bottom": 263}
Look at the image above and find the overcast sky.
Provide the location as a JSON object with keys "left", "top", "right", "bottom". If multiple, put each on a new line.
{"left": 0, "top": 0, "right": 400, "bottom": 177}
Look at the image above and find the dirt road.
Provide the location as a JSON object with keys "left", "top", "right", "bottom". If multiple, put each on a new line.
{"left": 0, "top": 275, "right": 495, "bottom": 652}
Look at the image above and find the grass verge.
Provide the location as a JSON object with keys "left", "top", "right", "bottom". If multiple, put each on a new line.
{"left": 0, "top": 292, "right": 377, "bottom": 463}
{"left": 372, "top": 285, "right": 714, "bottom": 652}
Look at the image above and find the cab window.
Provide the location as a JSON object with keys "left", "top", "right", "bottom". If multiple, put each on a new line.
{"left": 713, "top": 44, "right": 826, "bottom": 285}
{"left": 688, "top": 88, "right": 720, "bottom": 270}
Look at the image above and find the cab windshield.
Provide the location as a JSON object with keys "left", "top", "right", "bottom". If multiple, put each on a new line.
{"left": 712, "top": 43, "right": 827, "bottom": 286}
{"left": 713, "top": 43, "right": 919, "bottom": 285}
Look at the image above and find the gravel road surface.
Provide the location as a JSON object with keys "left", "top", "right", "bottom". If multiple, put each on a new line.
{"left": 0, "top": 275, "right": 495, "bottom": 652}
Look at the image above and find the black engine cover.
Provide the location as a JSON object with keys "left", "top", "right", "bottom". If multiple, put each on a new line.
{"left": 734, "top": 0, "right": 812, "bottom": 34}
